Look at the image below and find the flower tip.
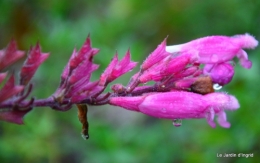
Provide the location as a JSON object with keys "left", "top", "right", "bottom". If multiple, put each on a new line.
{"left": 234, "top": 33, "right": 258, "bottom": 49}
{"left": 86, "top": 34, "right": 91, "bottom": 44}
{"left": 218, "top": 120, "right": 231, "bottom": 128}
{"left": 241, "top": 60, "right": 252, "bottom": 69}
{"left": 226, "top": 95, "right": 240, "bottom": 110}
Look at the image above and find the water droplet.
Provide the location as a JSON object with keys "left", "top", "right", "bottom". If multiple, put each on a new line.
{"left": 213, "top": 84, "right": 222, "bottom": 90}
{"left": 161, "top": 108, "right": 167, "bottom": 113}
{"left": 230, "top": 61, "right": 236, "bottom": 67}
{"left": 81, "top": 133, "right": 89, "bottom": 140}
{"left": 172, "top": 119, "right": 182, "bottom": 127}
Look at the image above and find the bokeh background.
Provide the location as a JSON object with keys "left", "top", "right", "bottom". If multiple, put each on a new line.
{"left": 1, "top": 0, "right": 260, "bottom": 163}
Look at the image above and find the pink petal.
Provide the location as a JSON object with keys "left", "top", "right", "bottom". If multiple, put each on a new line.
{"left": 236, "top": 50, "right": 252, "bottom": 69}
{"left": 217, "top": 111, "right": 230, "bottom": 128}
{"left": 231, "top": 33, "right": 258, "bottom": 49}
{"left": 205, "top": 107, "right": 216, "bottom": 128}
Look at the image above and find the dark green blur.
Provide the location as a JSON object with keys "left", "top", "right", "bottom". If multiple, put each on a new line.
{"left": 0, "top": 0, "right": 260, "bottom": 163}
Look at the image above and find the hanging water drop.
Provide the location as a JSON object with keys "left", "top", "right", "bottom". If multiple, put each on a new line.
{"left": 172, "top": 119, "right": 182, "bottom": 127}
{"left": 213, "top": 84, "right": 222, "bottom": 90}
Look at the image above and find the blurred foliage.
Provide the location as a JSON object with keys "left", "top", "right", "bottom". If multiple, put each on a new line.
{"left": 1, "top": 0, "right": 260, "bottom": 163}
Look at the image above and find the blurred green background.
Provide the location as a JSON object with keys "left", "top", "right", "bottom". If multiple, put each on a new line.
{"left": 1, "top": 0, "right": 260, "bottom": 163}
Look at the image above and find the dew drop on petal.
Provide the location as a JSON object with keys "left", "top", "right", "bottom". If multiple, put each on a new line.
{"left": 172, "top": 119, "right": 182, "bottom": 127}
{"left": 213, "top": 84, "right": 222, "bottom": 90}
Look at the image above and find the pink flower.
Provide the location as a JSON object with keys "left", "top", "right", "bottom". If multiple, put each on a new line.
{"left": 166, "top": 34, "right": 258, "bottom": 69}
{"left": 109, "top": 92, "right": 239, "bottom": 128}
{"left": 20, "top": 43, "right": 49, "bottom": 85}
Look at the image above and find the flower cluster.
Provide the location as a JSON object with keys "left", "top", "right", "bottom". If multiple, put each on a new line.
{"left": 109, "top": 34, "right": 258, "bottom": 128}
{"left": 0, "top": 40, "right": 49, "bottom": 124}
{"left": 0, "top": 34, "right": 258, "bottom": 138}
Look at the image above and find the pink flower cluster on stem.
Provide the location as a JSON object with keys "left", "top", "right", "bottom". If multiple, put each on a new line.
{"left": 0, "top": 40, "right": 48, "bottom": 124}
{"left": 0, "top": 33, "right": 258, "bottom": 133}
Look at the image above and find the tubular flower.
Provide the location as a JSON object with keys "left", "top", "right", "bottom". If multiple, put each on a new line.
{"left": 109, "top": 92, "right": 239, "bottom": 128}
{"left": 166, "top": 34, "right": 258, "bottom": 68}
{"left": 165, "top": 34, "right": 258, "bottom": 85}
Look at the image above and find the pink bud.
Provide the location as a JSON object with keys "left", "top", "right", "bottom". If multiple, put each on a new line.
{"left": 0, "top": 39, "right": 25, "bottom": 71}
{"left": 20, "top": 43, "right": 49, "bottom": 85}
{"left": 69, "top": 36, "right": 99, "bottom": 69}
{"left": 203, "top": 62, "right": 234, "bottom": 85}
{"left": 141, "top": 38, "right": 170, "bottom": 70}
{"left": 100, "top": 50, "right": 137, "bottom": 86}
